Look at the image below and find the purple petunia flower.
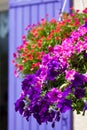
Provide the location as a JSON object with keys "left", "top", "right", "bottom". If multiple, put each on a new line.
{"left": 83, "top": 22, "right": 87, "bottom": 28}
{"left": 72, "top": 72, "right": 86, "bottom": 87}
{"left": 63, "top": 84, "right": 72, "bottom": 97}
{"left": 15, "top": 93, "right": 25, "bottom": 114}
{"left": 47, "top": 88, "right": 62, "bottom": 103}
{"left": 57, "top": 99, "right": 72, "bottom": 113}
{"left": 30, "top": 96, "right": 52, "bottom": 124}
{"left": 23, "top": 108, "right": 31, "bottom": 121}
{"left": 47, "top": 58, "right": 62, "bottom": 81}
{"left": 42, "top": 54, "right": 51, "bottom": 65}
{"left": 84, "top": 52, "right": 87, "bottom": 59}
{"left": 28, "top": 87, "right": 41, "bottom": 100}
{"left": 36, "top": 66, "right": 47, "bottom": 81}
{"left": 22, "top": 74, "right": 36, "bottom": 91}
{"left": 74, "top": 87, "right": 85, "bottom": 99}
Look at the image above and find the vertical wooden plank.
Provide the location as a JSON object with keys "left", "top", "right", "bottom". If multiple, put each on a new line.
{"left": 8, "top": 8, "right": 17, "bottom": 130}
{"left": 46, "top": 3, "right": 54, "bottom": 21}
{"left": 46, "top": 122, "right": 55, "bottom": 130}
{"left": 15, "top": 7, "right": 25, "bottom": 130}
{"left": 61, "top": 0, "right": 72, "bottom": 13}
{"left": 55, "top": 119, "right": 62, "bottom": 130}
{"left": 23, "top": 6, "right": 30, "bottom": 34}
{"left": 54, "top": 2, "right": 61, "bottom": 20}
{"left": 31, "top": 5, "right": 37, "bottom": 25}
{"left": 39, "top": 123, "right": 46, "bottom": 130}
{"left": 31, "top": 116, "right": 39, "bottom": 130}
{"left": 61, "top": 111, "right": 72, "bottom": 130}
{"left": 39, "top": 4, "right": 45, "bottom": 22}
{"left": 10, "top": 0, "right": 14, "bottom": 3}
{"left": 15, "top": 6, "right": 31, "bottom": 130}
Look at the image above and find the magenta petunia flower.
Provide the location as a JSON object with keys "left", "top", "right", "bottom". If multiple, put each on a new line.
{"left": 65, "top": 69, "right": 76, "bottom": 82}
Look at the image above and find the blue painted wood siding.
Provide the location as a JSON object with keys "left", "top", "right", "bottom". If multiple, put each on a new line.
{"left": 8, "top": 0, "right": 73, "bottom": 130}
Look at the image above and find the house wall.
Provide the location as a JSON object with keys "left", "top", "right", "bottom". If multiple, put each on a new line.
{"left": 1, "top": 0, "right": 87, "bottom": 130}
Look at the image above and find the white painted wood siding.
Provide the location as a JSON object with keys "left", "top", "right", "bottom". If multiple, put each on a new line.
{"left": 74, "top": 0, "right": 87, "bottom": 11}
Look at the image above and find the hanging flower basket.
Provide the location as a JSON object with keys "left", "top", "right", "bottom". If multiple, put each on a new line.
{"left": 13, "top": 8, "right": 87, "bottom": 127}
